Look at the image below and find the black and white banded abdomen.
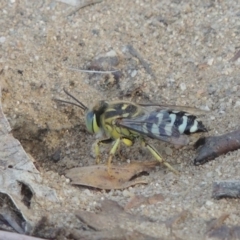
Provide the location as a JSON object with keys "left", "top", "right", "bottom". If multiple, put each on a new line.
{"left": 168, "top": 111, "right": 207, "bottom": 135}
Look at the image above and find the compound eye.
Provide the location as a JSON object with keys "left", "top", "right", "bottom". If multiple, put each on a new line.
{"left": 85, "top": 111, "right": 100, "bottom": 133}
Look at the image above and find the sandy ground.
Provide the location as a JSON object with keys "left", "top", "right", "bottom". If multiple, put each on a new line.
{"left": 1, "top": 0, "right": 240, "bottom": 239}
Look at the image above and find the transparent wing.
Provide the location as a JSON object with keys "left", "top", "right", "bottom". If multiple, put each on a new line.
{"left": 118, "top": 108, "right": 189, "bottom": 146}
{"left": 138, "top": 103, "right": 208, "bottom": 116}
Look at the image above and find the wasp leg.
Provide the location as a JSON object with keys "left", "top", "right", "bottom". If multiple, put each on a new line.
{"left": 107, "top": 138, "right": 121, "bottom": 176}
{"left": 117, "top": 141, "right": 124, "bottom": 161}
{"left": 141, "top": 139, "right": 179, "bottom": 175}
{"left": 118, "top": 138, "right": 134, "bottom": 161}
{"left": 95, "top": 138, "right": 114, "bottom": 164}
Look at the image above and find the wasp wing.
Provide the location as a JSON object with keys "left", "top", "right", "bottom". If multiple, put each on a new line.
{"left": 118, "top": 108, "right": 190, "bottom": 146}
{"left": 138, "top": 103, "right": 208, "bottom": 116}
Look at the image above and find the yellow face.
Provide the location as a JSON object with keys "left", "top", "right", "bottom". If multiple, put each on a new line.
{"left": 85, "top": 110, "right": 100, "bottom": 134}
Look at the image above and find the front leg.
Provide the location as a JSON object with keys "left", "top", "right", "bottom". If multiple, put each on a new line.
{"left": 107, "top": 137, "right": 134, "bottom": 175}
{"left": 94, "top": 138, "right": 114, "bottom": 164}
{"left": 107, "top": 138, "right": 121, "bottom": 175}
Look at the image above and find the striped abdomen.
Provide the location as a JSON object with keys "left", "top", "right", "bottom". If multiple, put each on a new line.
{"left": 168, "top": 111, "right": 207, "bottom": 135}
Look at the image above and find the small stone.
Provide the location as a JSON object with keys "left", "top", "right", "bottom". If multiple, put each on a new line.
{"left": 165, "top": 146, "right": 173, "bottom": 156}
{"left": 234, "top": 101, "right": 240, "bottom": 108}
{"left": 66, "top": 178, "right": 70, "bottom": 183}
{"left": 180, "top": 83, "right": 186, "bottom": 91}
{"left": 131, "top": 70, "right": 137, "bottom": 78}
{"left": 83, "top": 189, "right": 92, "bottom": 196}
{"left": 52, "top": 148, "right": 61, "bottom": 162}
{"left": 122, "top": 189, "right": 133, "bottom": 197}
{"left": 206, "top": 200, "right": 213, "bottom": 206}
{"left": 0, "top": 36, "right": 6, "bottom": 43}
{"left": 207, "top": 58, "right": 214, "bottom": 65}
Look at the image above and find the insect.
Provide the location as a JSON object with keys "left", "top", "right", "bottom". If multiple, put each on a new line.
{"left": 56, "top": 89, "right": 207, "bottom": 175}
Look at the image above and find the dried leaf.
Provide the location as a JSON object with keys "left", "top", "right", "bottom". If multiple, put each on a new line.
{"left": 0, "top": 89, "right": 58, "bottom": 231}
{"left": 70, "top": 228, "right": 160, "bottom": 240}
{"left": 206, "top": 214, "right": 231, "bottom": 240}
{"left": 75, "top": 199, "right": 161, "bottom": 239}
{"left": 165, "top": 210, "right": 190, "bottom": 229}
{"left": 148, "top": 193, "right": 165, "bottom": 204}
{"left": 124, "top": 193, "right": 164, "bottom": 210}
{"left": 207, "top": 225, "right": 231, "bottom": 240}
{"left": 76, "top": 199, "right": 152, "bottom": 231}
{"left": 124, "top": 195, "right": 148, "bottom": 210}
{"left": 65, "top": 161, "right": 158, "bottom": 190}
{"left": 206, "top": 213, "right": 229, "bottom": 233}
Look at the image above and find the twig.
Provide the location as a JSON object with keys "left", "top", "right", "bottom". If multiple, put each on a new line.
{"left": 67, "top": 67, "right": 119, "bottom": 74}
{"left": 126, "top": 45, "right": 156, "bottom": 79}
{"left": 230, "top": 49, "right": 240, "bottom": 62}
{"left": 194, "top": 129, "right": 240, "bottom": 165}
{"left": 66, "top": 0, "right": 103, "bottom": 17}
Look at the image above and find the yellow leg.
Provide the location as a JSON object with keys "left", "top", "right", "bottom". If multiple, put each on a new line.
{"left": 141, "top": 139, "right": 179, "bottom": 175}
{"left": 107, "top": 138, "right": 121, "bottom": 175}
{"left": 94, "top": 138, "right": 113, "bottom": 164}
{"left": 117, "top": 138, "right": 134, "bottom": 161}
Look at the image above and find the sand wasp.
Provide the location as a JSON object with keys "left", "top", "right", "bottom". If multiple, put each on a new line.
{"left": 56, "top": 89, "right": 207, "bottom": 175}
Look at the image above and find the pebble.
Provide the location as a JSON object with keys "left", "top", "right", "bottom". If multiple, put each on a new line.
{"left": 0, "top": 36, "right": 6, "bottom": 43}
{"left": 207, "top": 58, "right": 214, "bottom": 65}
{"left": 206, "top": 200, "right": 214, "bottom": 206}
{"left": 131, "top": 70, "right": 137, "bottom": 78}
{"left": 165, "top": 146, "right": 173, "bottom": 156}
{"left": 234, "top": 101, "right": 240, "bottom": 108}
{"left": 180, "top": 83, "right": 186, "bottom": 91}
{"left": 122, "top": 189, "right": 133, "bottom": 197}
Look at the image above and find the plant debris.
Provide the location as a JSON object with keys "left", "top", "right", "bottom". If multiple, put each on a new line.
{"left": 75, "top": 199, "right": 160, "bottom": 239}
{"left": 212, "top": 180, "right": 240, "bottom": 199}
{"left": 0, "top": 89, "right": 58, "bottom": 234}
{"left": 65, "top": 161, "right": 159, "bottom": 190}
{"left": 126, "top": 45, "right": 156, "bottom": 79}
{"left": 124, "top": 193, "right": 164, "bottom": 210}
{"left": 69, "top": 228, "right": 160, "bottom": 240}
{"left": 194, "top": 129, "right": 240, "bottom": 165}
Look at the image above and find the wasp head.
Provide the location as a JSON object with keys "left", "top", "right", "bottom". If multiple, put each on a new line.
{"left": 57, "top": 89, "right": 108, "bottom": 134}
{"left": 86, "top": 100, "right": 108, "bottom": 133}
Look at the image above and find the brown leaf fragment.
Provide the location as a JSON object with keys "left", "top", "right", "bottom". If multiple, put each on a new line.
{"left": 206, "top": 214, "right": 230, "bottom": 234}
{"left": 194, "top": 129, "right": 240, "bottom": 165}
{"left": 75, "top": 199, "right": 162, "bottom": 239}
{"left": 197, "top": 62, "right": 209, "bottom": 70}
{"left": 124, "top": 194, "right": 164, "bottom": 210}
{"left": 65, "top": 161, "right": 158, "bottom": 190}
{"left": 232, "top": 226, "right": 240, "bottom": 239}
{"left": 206, "top": 214, "right": 232, "bottom": 240}
{"left": 212, "top": 180, "right": 240, "bottom": 199}
{"left": 165, "top": 210, "right": 190, "bottom": 229}
{"left": 207, "top": 225, "right": 231, "bottom": 240}
{"left": 124, "top": 195, "right": 148, "bottom": 210}
{"left": 76, "top": 199, "right": 152, "bottom": 232}
{"left": 70, "top": 228, "right": 160, "bottom": 240}
{"left": 147, "top": 193, "right": 165, "bottom": 204}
